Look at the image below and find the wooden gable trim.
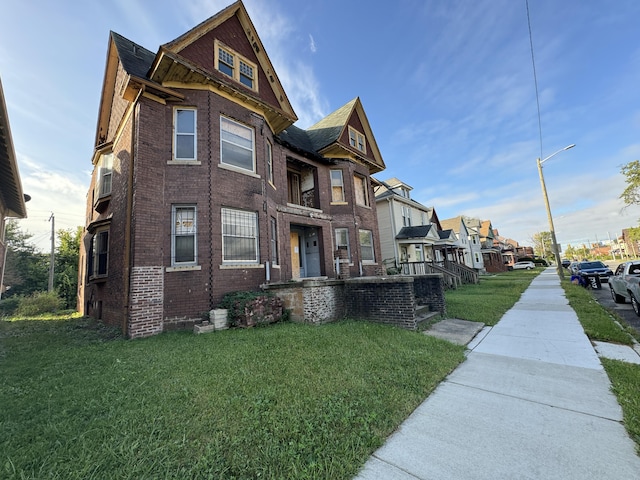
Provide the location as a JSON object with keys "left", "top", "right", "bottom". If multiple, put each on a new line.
{"left": 152, "top": 0, "right": 297, "bottom": 131}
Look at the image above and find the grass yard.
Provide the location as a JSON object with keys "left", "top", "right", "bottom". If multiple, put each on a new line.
{"left": 444, "top": 268, "right": 539, "bottom": 325}
{"left": 562, "top": 281, "right": 636, "bottom": 345}
{"left": 0, "top": 316, "right": 464, "bottom": 479}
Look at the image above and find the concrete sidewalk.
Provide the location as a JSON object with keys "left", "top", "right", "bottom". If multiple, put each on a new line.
{"left": 355, "top": 268, "right": 640, "bottom": 479}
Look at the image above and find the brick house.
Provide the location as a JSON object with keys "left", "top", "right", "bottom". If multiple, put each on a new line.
{"left": 78, "top": 1, "right": 386, "bottom": 337}
{"left": 0, "top": 77, "right": 28, "bottom": 297}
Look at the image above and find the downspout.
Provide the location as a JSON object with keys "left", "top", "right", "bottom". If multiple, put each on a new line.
{"left": 122, "top": 91, "right": 141, "bottom": 336}
{"left": 388, "top": 197, "right": 398, "bottom": 267}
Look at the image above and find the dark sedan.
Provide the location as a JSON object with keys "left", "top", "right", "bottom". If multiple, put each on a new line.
{"left": 573, "top": 261, "right": 613, "bottom": 282}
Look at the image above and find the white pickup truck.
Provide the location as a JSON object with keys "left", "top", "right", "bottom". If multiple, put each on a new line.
{"left": 609, "top": 260, "right": 640, "bottom": 316}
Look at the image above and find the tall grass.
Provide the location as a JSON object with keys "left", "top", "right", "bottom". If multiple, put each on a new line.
{"left": 1, "top": 316, "right": 464, "bottom": 479}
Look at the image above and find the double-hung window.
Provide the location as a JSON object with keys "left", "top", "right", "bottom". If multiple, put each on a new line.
{"left": 98, "top": 152, "right": 113, "bottom": 197}
{"left": 89, "top": 229, "right": 109, "bottom": 279}
{"left": 174, "top": 108, "right": 197, "bottom": 160}
{"left": 354, "top": 174, "right": 369, "bottom": 206}
{"left": 270, "top": 217, "right": 278, "bottom": 265}
{"left": 335, "top": 228, "right": 351, "bottom": 261}
{"left": 222, "top": 208, "right": 258, "bottom": 263}
{"left": 330, "top": 170, "right": 345, "bottom": 203}
{"left": 359, "top": 229, "right": 375, "bottom": 263}
{"left": 172, "top": 206, "right": 197, "bottom": 266}
{"left": 266, "top": 141, "right": 274, "bottom": 185}
{"left": 220, "top": 116, "right": 255, "bottom": 173}
{"left": 215, "top": 41, "right": 257, "bottom": 91}
{"left": 348, "top": 126, "right": 366, "bottom": 154}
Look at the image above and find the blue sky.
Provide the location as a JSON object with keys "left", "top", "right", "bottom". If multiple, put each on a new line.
{"left": 1, "top": 0, "right": 639, "bottom": 252}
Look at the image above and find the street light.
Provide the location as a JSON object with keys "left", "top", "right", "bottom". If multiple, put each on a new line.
{"left": 537, "top": 144, "right": 575, "bottom": 280}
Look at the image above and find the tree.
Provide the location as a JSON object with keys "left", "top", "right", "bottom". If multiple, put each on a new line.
{"left": 55, "top": 227, "right": 82, "bottom": 309}
{"left": 620, "top": 160, "right": 640, "bottom": 207}
{"left": 2, "top": 221, "right": 48, "bottom": 297}
{"left": 531, "top": 231, "right": 553, "bottom": 260}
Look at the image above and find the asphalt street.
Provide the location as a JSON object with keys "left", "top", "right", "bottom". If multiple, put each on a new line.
{"left": 578, "top": 260, "right": 640, "bottom": 335}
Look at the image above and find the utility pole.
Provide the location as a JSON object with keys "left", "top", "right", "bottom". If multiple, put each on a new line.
{"left": 48, "top": 212, "right": 55, "bottom": 292}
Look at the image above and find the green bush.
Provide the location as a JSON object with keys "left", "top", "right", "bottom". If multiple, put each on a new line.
{"left": 0, "top": 295, "right": 21, "bottom": 317}
{"left": 16, "top": 291, "right": 64, "bottom": 317}
{"left": 219, "top": 291, "right": 285, "bottom": 327}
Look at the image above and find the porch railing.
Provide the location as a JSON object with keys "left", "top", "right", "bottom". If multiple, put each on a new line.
{"left": 444, "top": 260, "right": 479, "bottom": 284}
{"left": 399, "top": 261, "right": 461, "bottom": 289}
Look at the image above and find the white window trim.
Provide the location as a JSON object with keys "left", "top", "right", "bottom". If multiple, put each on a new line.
{"left": 220, "top": 116, "right": 256, "bottom": 174}
{"left": 173, "top": 108, "right": 197, "bottom": 161}
{"left": 214, "top": 40, "right": 259, "bottom": 92}
{"left": 90, "top": 228, "right": 109, "bottom": 279}
{"left": 171, "top": 205, "right": 198, "bottom": 267}
{"left": 359, "top": 229, "right": 375, "bottom": 263}
{"left": 95, "top": 151, "right": 113, "bottom": 200}
{"left": 354, "top": 174, "right": 369, "bottom": 207}
{"left": 348, "top": 126, "right": 366, "bottom": 154}
{"left": 335, "top": 227, "right": 352, "bottom": 262}
{"left": 330, "top": 169, "right": 346, "bottom": 203}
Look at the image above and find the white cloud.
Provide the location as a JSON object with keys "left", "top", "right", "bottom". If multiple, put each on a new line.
{"left": 309, "top": 34, "right": 316, "bottom": 53}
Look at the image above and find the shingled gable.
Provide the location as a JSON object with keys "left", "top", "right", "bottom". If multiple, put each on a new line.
{"left": 94, "top": 31, "right": 185, "bottom": 146}
{"left": 146, "top": 0, "right": 297, "bottom": 134}
{"left": 306, "top": 97, "right": 385, "bottom": 174}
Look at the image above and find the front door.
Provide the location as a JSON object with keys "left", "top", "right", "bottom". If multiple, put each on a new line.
{"left": 290, "top": 226, "right": 322, "bottom": 279}
{"left": 290, "top": 232, "right": 301, "bottom": 279}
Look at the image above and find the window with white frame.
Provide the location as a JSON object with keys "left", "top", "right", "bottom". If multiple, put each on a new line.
{"left": 335, "top": 227, "right": 351, "bottom": 261}
{"left": 330, "top": 169, "right": 345, "bottom": 202}
{"left": 89, "top": 229, "right": 109, "bottom": 278}
{"left": 172, "top": 206, "right": 197, "bottom": 265}
{"left": 220, "top": 116, "right": 255, "bottom": 172}
{"left": 270, "top": 216, "right": 278, "bottom": 265}
{"left": 359, "top": 229, "right": 375, "bottom": 262}
{"left": 215, "top": 41, "right": 257, "bottom": 91}
{"left": 348, "top": 126, "right": 366, "bottom": 154}
{"left": 402, "top": 206, "right": 412, "bottom": 226}
{"left": 222, "top": 208, "right": 258, "bottom": 263}
{"left": 266, "top": 141, "right": 274, "bottom": 185}
{"left": 174, "top": 108, "right": 197, "bottom": 160}
{"left": 96, "top": 152, "right": 113, "bottom": 198}
{"left": 354, "top": 174, "right": 369, "bottom": 206}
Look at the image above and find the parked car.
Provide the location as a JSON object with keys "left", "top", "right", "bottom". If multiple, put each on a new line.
{"left": 561, "top": 259, "right": 571, "bottom": 268}
{"left": 513, "top": 261, "right": 535, "bottom": 270}
{"left": 572, "top": 261, "right": 613, "bottom": 282}
{"left": 609, "top": 261, "right": 640, "bottom": 315}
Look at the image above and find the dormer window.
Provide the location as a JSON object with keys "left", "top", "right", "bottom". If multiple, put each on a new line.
{"left": 215, "top": 40, "right": 257, "bottom": 91}
{"left": 348, "top": 126, "right": 366, "bottom": 154}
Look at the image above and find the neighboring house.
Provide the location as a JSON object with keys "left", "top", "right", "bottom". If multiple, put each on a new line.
{"left": 461, "top": 217, "right": 486, "bottom": 272}
{"left": 479, "top": 220, "right": 507, "bottom": 272}
{"left": 78, "top": 1, "right": 386, "bottom": 337}
{"left": 374, "top": 177, "right": 445, "bottom": 270}
{"left": 0, "top": 77, "right": 28, "bottom": 298}
{"left": 440, "top": 216, "right": 475, "bottom": 269}
{"left": 373, "top": 177, "right": 475, "bottom": 283}
{"left": 492, "top": 229, "right": 517, "bottom": 266}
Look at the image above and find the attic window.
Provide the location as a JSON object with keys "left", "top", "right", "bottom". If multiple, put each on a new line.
{"left": 215, "top": 40, "right": 258, "bottom": 92}
{"left": 348, "top": 126, "right": 366, "bottom": 154}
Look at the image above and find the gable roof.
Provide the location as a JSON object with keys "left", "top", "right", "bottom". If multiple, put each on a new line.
{"left": 149, "top": 0, "right": 297, "bottom": 133}
{"left": 306, "top": 97, "right": 385, "bottom": 173}
{"left": 0, "top": 77, "right": 27, "bottom": 218}
{"left": 440, "top": 216, "right": 464, "bottom": 234}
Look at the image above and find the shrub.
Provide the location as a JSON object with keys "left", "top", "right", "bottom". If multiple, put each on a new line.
{"left": 16, "top": 291, "right": 64, "bottom": 317}
{"left": 219, "top": 291, "right": 285, "bottom": 327}
{"left": 0, "top": 295, "right": 21, "bottom": 317}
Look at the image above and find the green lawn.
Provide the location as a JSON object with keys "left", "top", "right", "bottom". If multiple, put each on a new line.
{"left": 444, "top": 269, "right": 539, "bottom": 325}
{"left": 1, "top": 316, "right": 464, "bottom": 479}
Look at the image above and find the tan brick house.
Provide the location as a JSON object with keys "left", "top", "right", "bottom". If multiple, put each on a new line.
{"left": 78, "top": 1, "right": 386, "bottom": 337}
